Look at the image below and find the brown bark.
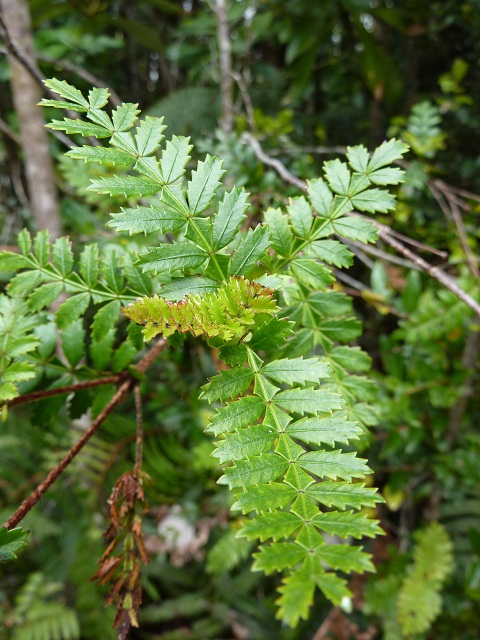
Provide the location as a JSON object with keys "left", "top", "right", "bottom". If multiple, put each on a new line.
{"left": 1, "top": 0, "right": 62, "bottom": 238}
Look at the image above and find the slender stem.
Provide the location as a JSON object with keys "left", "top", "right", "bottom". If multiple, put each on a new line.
{"left": 4, "top": 380, "right": 131, "bottom": 530}
{"left": 7, "top": 374, "right": 127, "bottom": 408}
{"left": 4, "top": 338, "right": 167, "bottom": 529}
{"left": 133, "top": 385, "right": 144, "bottom": 474}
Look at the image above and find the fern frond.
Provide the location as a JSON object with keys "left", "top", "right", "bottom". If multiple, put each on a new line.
{"left": 397, "top": 523, "right": 453, "bottom": 636}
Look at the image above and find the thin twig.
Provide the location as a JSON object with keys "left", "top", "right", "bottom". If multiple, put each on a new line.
{"left": 4, "top": 380, "right": 131, "bottom": 530}
{"left": 270, "top": 145, "right": 348, "bottom": 156}
{"left": 6, "top": 374, "right": 128, "bottom": 408}
{"left": 241, "top": 132, "right": 306, "bottom": 190}
{"left": 0, "top": 116, "right": 21, "bottom": 145}
{"left": 133, "top": 385, "right": 144, "bottom": 474}
{"left": 230, "top": 69, "right": 255, "bottom": 131}
{"left": 4, "top": 338, "right": 167, "bottom": 529}
{"left": 433, "top": 181, "right": 480, "bottom": 284}
{"left": 374, "top": 223, "right": 480, "bottom": 317}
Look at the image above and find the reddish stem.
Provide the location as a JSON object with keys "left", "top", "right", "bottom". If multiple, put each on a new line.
{"left": 4, "top": 338, "right": 167, "bottom": 530}
{"left": 7, "top": 374, "right": 127, "bottom": 407}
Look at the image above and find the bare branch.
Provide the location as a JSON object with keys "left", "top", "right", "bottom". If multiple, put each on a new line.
{"left": 4, "top": 338, "right": 167, "bottom": 529}
{"left": 7, "top": 374, "right": 128, "bottom": 408}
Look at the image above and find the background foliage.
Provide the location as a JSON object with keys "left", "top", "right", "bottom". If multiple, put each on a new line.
{"left": 0, "top": 1, "right": 479, "bottom": 639}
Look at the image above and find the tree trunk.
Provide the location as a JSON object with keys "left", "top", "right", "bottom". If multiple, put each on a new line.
{"left": 1, "top": 0, "right": 62, "bottom": 239}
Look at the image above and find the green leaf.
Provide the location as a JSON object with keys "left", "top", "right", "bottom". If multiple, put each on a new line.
{"left": 206, "top": 396, "right": 265, "bottom": 435}
{"left": 0, "top": 527, "right": 29, "bottom": 562}
{"left": 0, "top": 251, "right": 31, "bottom": 272}
{"left": 160, "top": 184, "right": 190, "bottom": 216}
{"left": 213, "top": 425, "right": 276, "bottom": 463}
{"left": 88, "top": 85, "right": 110, "bottom": 108}
{"left": 327, "top": 346, "right": 371, "bottom": 372}
{"left": 187, "top": 155, "right": 225, "bottom": 215}
{"left": 55, "top": 293, "right": 90, "bottom": 329}
{"left": 107, "top": 206, "right": 186, "bottom": 236}
{"left": 316, "top": 572, "right": 350, "bottom": 605}
{"left": 136, "top": 243, "right": 208, "bottom": 274}
{"left": 218, "top": 344, "right": 248, "bottom": 366}
{"left": 220, "top": 453, "right": 288, "bottom": 488}
{"left": 346, "top": 145, "right": 369, "bottom": 172}
{"left": 88, "top": 175, "right": 161, "bottom": 197}
{"left": 340, "top": 375, "right": 377, "bottom": 402}
{"left": 79, "top": 244, "right": 99, "bottom": 287}
{"left": 52, "top": 237, "right": 74, "bottom": 276}
{"left": 91, "top": 300, "right": 121, "bottom": 341}
{"left": 112, "top": 340, "right": 138, "bottom": 372}
{"left": 313, "top": 511, "right": 382, "bottom": 539}
{"left": 0, "top": 382, "right": 20, "bottom": 402}
{"left": 200, "top": 367, "right": 254, "bottom": 403}
{"left": 39, "top": 99, "right": 88, "bottom": 112}
{"left": 1, "top": 362, "right": 37, "bottom": 384}
{"left": 286, "top": 416, "right": 363, "bottom": 446}
{"left": 318, "top": 317, "right": 362, "bottom": 342}
{"left": 135, "top": 115, "right": 167, "bottom": 155}
{"left": 264, "top": 208, "right": 293, "bottom": 257}
{"left": 253, "top": 543, "right": 306, "bottom": 574}
{"left": 297, "top": 450, "right": 371, "bottom": 481}
{"left": 123, "top": 255, "right": 154, "bottom": 296}
{"left": 33, "top": 230, "right": 50, "bottom": 266}
{"left": 288, "top": 196, "right": 313, "bottom": 238}
{"left": 232, "top": 482, "right": 296, "bottom": 514}
{"left": 28, "top": 282, "right": 64, "bottom": 311}
{"left": 213, "top": 188, "right": 249, "bottom": 250}
{"left": 261, "top": 357, "right": 330, "bottom": 386}
{"left": 368, "top": 166, "right": 404, "bottom": 185}
{"left": 307, "top": 178, "right": 333, "bottom": 218}
{"left": 90, "top": 330, "right": 115, "bottom": 371}
{"left": 66, "top": 146, "right": 134, "bottom": 166}
{"left": 239, "top": 511, "right": 302, "bottom": 542}
{"left": 324, "top": 159, "right": 351, "bottom": 195}
{"left": 307, "top": 240, "right": 353, "bottom": 268}
{"left": 332, "top": 217, "right": 377, "bottom": 243}
{"left": 367, "top": 138, "right": 409, "bottom": 172}
{"left": 229, "top": 225, "right": 270, "bottom": 276}
{"left": 48, "top": 118, "right": 111, "bottom": 138}
{"left": 43, "top": 78, "right": 89, "bottom": 107}
{"left": 160, "top": 135, "right": 193, "bottom": 183}
{"left": 317, "top": 544, "right": 374, "bottom": 573}
{"left": 291, "top": 259, "right": 334, "bottom": 290}
{"left": 112, "top": 102, "right": 140, "bottom": 131}
{"left": 306, "top": 481, "right": 383, "bottom": 510}
{"left": 18, "top": 229, "right": 31, "bottom": 255}
{"left": 61, "top": 319, "right": 86, "bottom": 368}
{"left": 161, "top": 276, "right": 218, "bottom": 301}
{"left": 184, "top": 217, "right": 213, "bottom": 250}
{"left": 101, "top": 250, "right": 123, "bottom": 293}
{"left": 273, "top": 387, "right": 344, "bottom": 415}
{"left": 276, "top": 561, "right": 316, "bottom": 626}
{"left": 8, "top": 270, "right": 42, "bottom": 296}
{"left": 250, "top": 317, "right": 294, "bottom": 351}
{"left": 351, "top": 188, "right": 396, "bottom": 213}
